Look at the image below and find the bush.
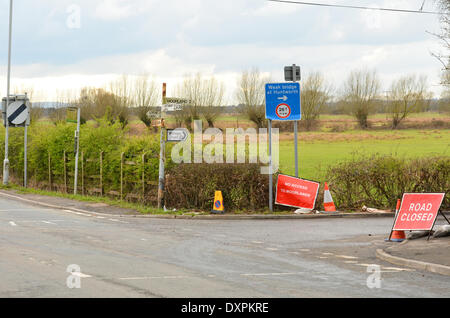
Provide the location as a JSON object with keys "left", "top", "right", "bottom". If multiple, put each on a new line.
{"left": 325, "top": 154, "right": 449, "bottom": 211}
{"left": 165, "top": 163, "right": 272, "bottom": 211}
{"left": 0, "top": 120, "right": 170, "bottom": 203}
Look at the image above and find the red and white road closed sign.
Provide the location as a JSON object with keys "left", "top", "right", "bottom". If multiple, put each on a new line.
{"left": 393, "top": 193, "right": 445, "bottom": 231}
{"left": 275, "top": 174, "right": 320, "bottom": 210}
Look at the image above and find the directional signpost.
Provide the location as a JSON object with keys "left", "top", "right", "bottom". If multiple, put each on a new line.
{"left": 265, "top": 64, "right": 302, "bottom": 212}
{"left": 265, "top": 83, "right": 301, "bottom": 121}
{"left": 167, "top": 128, "right": 189, "bottom": 142}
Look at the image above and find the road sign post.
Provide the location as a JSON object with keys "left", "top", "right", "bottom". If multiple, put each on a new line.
{"left": 286, "top": 64, "right": 301, "bottom": 177}
{"left": 3, "top": 0, "right": 13, "bottom": 185}
{"left": 3, "top": 93, "right": 30, "bottom": 187}
{"left": 268, "top": 119, "right": 273, "bottom": 212}
{"left": 24, "top": 92, "right": 28, "bottom": 187}
{"left": 265, "top": 79, "right": 301, "bottom": 212}
{"left": 72, "top": 107, "right": 81, "bottom": 195}
{"left": 157, "top": 119, "right": 166, "bottom": 209}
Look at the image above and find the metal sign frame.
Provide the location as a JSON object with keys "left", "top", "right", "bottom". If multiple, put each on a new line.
{"left": 2, "top": 95, "right": 30, "bottom": 127}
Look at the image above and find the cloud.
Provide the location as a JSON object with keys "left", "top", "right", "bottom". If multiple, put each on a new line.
{"left": 0, "top": 0, "right": 445, "bottom": 101}
{"left": 94, "top": 0, "right": 136, "bottom": 20}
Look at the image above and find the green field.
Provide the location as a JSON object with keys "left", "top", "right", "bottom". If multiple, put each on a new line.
{"left": 278, "top": 129, "right": 449, "bottom": 181}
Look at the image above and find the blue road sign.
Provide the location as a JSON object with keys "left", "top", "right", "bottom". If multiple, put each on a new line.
{"left": 265, "top": 83, "right": 301, "bottom": 121}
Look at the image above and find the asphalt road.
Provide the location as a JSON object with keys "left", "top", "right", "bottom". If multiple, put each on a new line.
{"left": 1, "top": 195, "right": 449, "bottom": 298}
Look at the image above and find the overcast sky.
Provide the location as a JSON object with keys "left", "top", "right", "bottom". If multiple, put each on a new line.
{"left": 0, "top": 0, "right": 445, "bottom": 103}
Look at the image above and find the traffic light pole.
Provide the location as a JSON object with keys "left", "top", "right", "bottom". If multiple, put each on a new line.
{"left": 3, "top": 0, "right": 13, "bottom": 185}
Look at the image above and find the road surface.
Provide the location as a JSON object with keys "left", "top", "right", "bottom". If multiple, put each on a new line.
{"left": 1, "top": 195, "right": 449, "bottom": 297}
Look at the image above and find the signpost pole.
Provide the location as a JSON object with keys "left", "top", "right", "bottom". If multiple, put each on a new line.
{"left": 73, "top": 108, "right": 80, "bottom": 195}
{"left": 292, "top": 64, "right": 299, "bottom": 178}
{"left": 268, "top": 119, "right": 273, "bottom": 212}
{"left": 157, "top": 120, "right": 166, "bottom": 209}
{"left": 23, "top": 93, "right": 28, "bottom": 188}
{"left": 24, "top": 124, "right": 27, "bottom": 187}
{"left": 3, "top": 0, "right": 13, "bottom": 185}
{"left": 158, "top": 83, "right": 167, "bottom": 210}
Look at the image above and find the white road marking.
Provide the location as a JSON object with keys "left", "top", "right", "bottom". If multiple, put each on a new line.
{"left": 251, "top": 241, "right": 264, "bottom": 244}
{"left": 42, "top": 221, "right": 57, "bottom": 225}
{"left": 336, "top": 255, "right": 359, "bottom": 260}
{"left": 96, "top": 216, "right": 105, "bottom": 219}
{"left": 240, "top": 272, "right": 303, "bottom": 277}
{"left": 382, "top": 267, "right": 415, "bottom": 272}
{"left": 9, "top": 221, "right": 17, "bottom": 226}
{"left": 344, "top": 260, "right": 358, "bottom": 264}
{"left": 299, "top": 249, "right": 310, "bottom": 252}
{"left": 266, "top": 247, "right": 279, "bottom": 251}
{"left": 312, "top": 276, "right": 329, "bottom": 280}
{"left": 71, "top": 272, "right": 92, "bottom": 278}
{"left": 63, "top": 209, "right": 91, "bottom": 217}
{"left": 108, "top": 218, "right": 128, "bottom": 224}
{"left": 322, "top": 252, "right": 334, "bottom": 256}
{"left": 119, "top": 275, "right": 190, "bottom": 280}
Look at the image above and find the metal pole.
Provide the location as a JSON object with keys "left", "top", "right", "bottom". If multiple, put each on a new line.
{"left": 268, "top": 119, "right": 273, "bottom": 212}
{"left": 73, "top": 108, "right": 80, "bottom": 195}
{"left": 23, "top": 92, "right": 29, "bottom": 188}
{"left": 3, "top": 0, "right": 13, "bottom": 185}
{"left": 293, "top": 64, "right": 299, "bottom": 178}
{"left": 157, "top": 120, "right": 166, "bottom": 209}
{"left": 24, "top": 124, "right": 27, "bottom": 188}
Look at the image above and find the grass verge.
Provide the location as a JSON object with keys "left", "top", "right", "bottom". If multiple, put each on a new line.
{"left": 0, "top": 183, "right": 185, "bottom": 215}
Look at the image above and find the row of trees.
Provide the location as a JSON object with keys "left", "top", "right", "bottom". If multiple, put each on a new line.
{"left": 20, "top": 68, "right": 447, "bottom": 131}
{"left": 237, "top": 68, "right": 440, "bottom": 130}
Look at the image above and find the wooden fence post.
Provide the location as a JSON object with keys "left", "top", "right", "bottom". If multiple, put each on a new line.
{"left": 142, "top": 153, "right": 145, "bottom": 201}
{"left": 63, "top": 150, "right": 67, "bottom": 193}
{"left": 100, "top": 151, "right": 103, "bottom": 196}
{"left": 48, "top": 152, "right": 52, "bottom": 191}
{"left": 120, "top": 152, "right": 124, "bottom": 200}
{"left": 81, "top": 151, "right": 84, "bottom": 196}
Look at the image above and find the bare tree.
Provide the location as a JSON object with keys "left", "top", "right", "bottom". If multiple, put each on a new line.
{"left": 176, "top": 73, "right": 225, "bottom": 129}
{"left": 77, "top": 87, "right": 126, "bottom": 127}
{"left": 236, "top": 68, "right": 269, "bottom": 129}
{"left": 342, "top": 69, "right": 380, "bottom": 129}
{"left": 388, "top": 75, "right": 431, "bottom": 129}
{"left": 199, "top": 77, "right": 225, "bottom": 127}
{"left": 108, "top": 75, "right": 132, "bottom": 128}
{"left": 301, "top": 71, "right": 332, "bottom": 130}
{"left": 432, "top": 0, "right": 450, "bottom": 86}
{"left": 50, "top": 90, "right": 69, "bottom": 125}
{"left": 132, "top": 74, "right": 160, "bottom": 131}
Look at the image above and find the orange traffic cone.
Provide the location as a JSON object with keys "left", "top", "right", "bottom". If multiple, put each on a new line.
{"left": 387, "top": 199, "right": 406, "bottom": 242}
{"left": 390, "top": 230, "right": 406, "bottom": 242}
{"left": 323, "top": 182, "right": 336, "bottom": 212}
